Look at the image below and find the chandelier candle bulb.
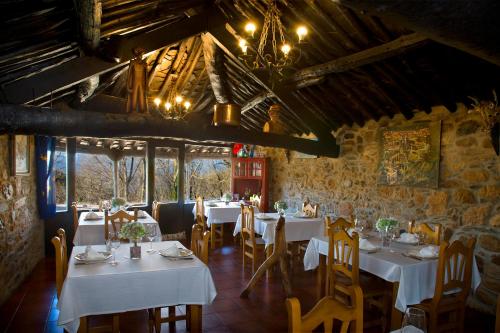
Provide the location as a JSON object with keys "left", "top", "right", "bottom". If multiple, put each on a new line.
{"left": 296, "top": 26, "right": 308, "bottom": 43}
{"left": 184, "top": 101, "right": 191, "bottom": 110}
{"left": 175, "top": 95, "right": 183, "bottom": 104}
{"left": 244, "top": 22, "right": 256, "bottom": 38}
{"left": 281, "top": 43, "right": 291, "bottom": 57}
{"left": 165, "top": 102, "right": 172, "bottom": 110}
{"left": 153, "top": 98, "right": 161, "bottom": 107}
{"left": 239, "top": 39, "right": 248, "bottom": 55}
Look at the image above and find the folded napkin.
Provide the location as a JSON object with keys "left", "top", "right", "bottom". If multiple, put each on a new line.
{"left": 359, "top": 239, "right": 377, "bottom": 251}
{"left": 346, "top": 228, "right": 354, "bottom": 237}
{"left": 137, "top": 210, "right": 146, "bottom": 218}
{"left": 257, "top": 213, "right": 268, "bottom": 219}
{"left": 86, "top": 247, "right": 106, "bottom": 260}
{"left": 399, "top": 325, "right": 424, "bottom": 333}
{"left": 419, "top": 245, "right": 439, "bottom": 258}
{"left": 161, "top": 245, "right": 180, "bottom": 257}
{"left": 85, "top": 211, "right": 99, "bottom": 220}
{"left": 399, "top": 233, "right": 418, "bottom": 243}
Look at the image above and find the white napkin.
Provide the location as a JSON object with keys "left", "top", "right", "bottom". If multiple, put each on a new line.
{"left": 137, "top": 210, "right": 146, "bottom": 218}
{"left": 257, "top": 213, "right": 268, "bottom": 219}
{"left": 85, "top": 211, "right": 99, "bottom": 220}
{"left": 86, "top": 247, "right": 106, "bottom": 260}
{"left": 400, "top": 325, "right": 425, "bottom": 333}
{"left": 161, "top": 245, "right": 180, "bottom": 257}
{"left": 359, "top": 239, "right": 377, "bottom": 251}
{"left": 399, "top": 233, "right": 418, "bottom": 243}
{"left": 419, "top": 245, "right": 439, "bottom": 258}
{"left": 347, "top": 228, "right": 354, "bottom": 237}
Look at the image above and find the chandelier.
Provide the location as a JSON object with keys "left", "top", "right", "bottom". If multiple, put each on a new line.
{"left": 237, "top": 0, "right": 308, "bottom": 76}
{"left": 153, "top": 95, "right": 191, "bottom": 120}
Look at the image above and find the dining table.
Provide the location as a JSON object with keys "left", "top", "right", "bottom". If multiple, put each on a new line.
{"left": 303, "top": 233, "right": 481, "bottom": 330}
{"left": 192, "top": 201, "right": 256, "bottom": 227}
{"left": 233, "top": 212, "right": 324, "bottom": 245}
{"left": 73, "top": 210, "right": 161, "bottom": 246}
{"left": 57, "top": 241, "right": 217, "bottom": 333}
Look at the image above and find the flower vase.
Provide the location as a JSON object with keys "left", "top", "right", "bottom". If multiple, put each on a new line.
{"left": 130, "top": 240, "right": 141, "bottom": 259}
{"left": 380, "top": 229, "right": 392, "bottom": 248}
{"left": 278, "top": 208, "right": 286, "bottom": 216}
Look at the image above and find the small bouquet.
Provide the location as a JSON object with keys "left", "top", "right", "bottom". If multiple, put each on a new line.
{"left": 111, "top": 197, "right": 126, "bottom": 208}
{"left": 119, "top": 221, "right": 146, "bottom": 245}
{"left": 222, "top": 193, "right": 233, "bottom": 203}
{"left": 375, "top": 218, "right": 398, "bottom": 232}
{"left": 274, "top": 201, "right": 288, "bottom": 215}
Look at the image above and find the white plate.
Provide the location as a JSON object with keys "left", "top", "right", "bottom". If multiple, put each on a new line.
{"left": 159, "top": 248, "right": 193, "bottom": 258}
{"left": 84, "top": 215, "right": 102, "bottom": 221}
{"left": 394, "top": 238, "right": 419, "bottom": 245}
{"left": 74, "top": 252, "right": 112, "bottom": 262}
{"left": 407, "top": 250, "right": 438, "bottom": 260}
{"left": 256, "top": 214, "right": 274, "bottom": 220}
{"left": 360, "top": 247, "right": 379, "bottom": 253}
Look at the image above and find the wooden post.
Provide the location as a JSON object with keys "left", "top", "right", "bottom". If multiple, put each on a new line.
{"left": 146, "top": 143, "right": 155, "bottom": 207}
{"left": 67, "top": 138, "right": 76, "bottom": 206}
{"left": 112, "top": 159, "right": 119, "bottom": 198}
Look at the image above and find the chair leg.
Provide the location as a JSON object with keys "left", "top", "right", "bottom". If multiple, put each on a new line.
{"left": 210, "top": 227, "right": 215, "bottom": 249}
{"left": 112, "top": 314, "right": 120, "bottom": 333}
{"left": 78, "top": 316, "right": 88, "bottom": 333}
{"left": 457, "top": 306, "right": 465, "bottom": 333}
{"left": 429, "top": 311, "right": 438, "bottom": 333}
{"left": 189, "top": 305, "right": 202, "bottom": 333}
{"left": 186, "top": 305, "right": 191, "bottom": 331}
{"left": 168, "top": 306, "right": 176, "bottom": 331}
{"left": 155, "top": 308, "right": 162, "bottom": 333}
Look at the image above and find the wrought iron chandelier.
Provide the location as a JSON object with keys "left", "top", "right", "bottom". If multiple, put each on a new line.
{"left": 153, "top": 94, "right": 191, "bottom": 120}
{"left": 237, "top": 0, "right": 308, "bottom": 76}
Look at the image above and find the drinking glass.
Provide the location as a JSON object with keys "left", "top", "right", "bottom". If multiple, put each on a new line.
{"left": 401, "top": 307, "right": 427, "bottom": 332}
{"left": 146, "top": 224, "right": 157, "bottom": 253}
{"left": 109, "top": 232, "right": 121, "bottom": 266}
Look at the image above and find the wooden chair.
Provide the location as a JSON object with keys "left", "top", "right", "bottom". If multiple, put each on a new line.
{"left": 52, "top": 229, "right": 120, "bottom": 333}
{"left": 286, "top": 291, "right": 363, "bottom": 333}
{"left": 71, "top": 202, "right": 79, "bottom": 232}
{"left": 302, "top": 201, "right": 319, "bottom": 218}
{"left": 327, "top": 221, "right": 389, "bottom": 331}
{"left": 409, "top": 221, "right": 442, "bottom": 245}
{"left": 104, "top": 209, "right": 138, "bottom": 240}
{"left": 241, "top": 204, "right": 266, "bottom": 273}
{"left": 152, "top": 224, "right": 210, "bottom": 333}
{"left": 195, "top": 195, "right": 223, "bottom": 249}
{"left": 152, "top": 200, "right": 160, "bottom": 221}
{"left": 415, "top": 238, "right": 476, "bottom": 333}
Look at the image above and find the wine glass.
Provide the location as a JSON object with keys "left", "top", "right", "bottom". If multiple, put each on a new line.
{"left": 401, "top": 307, "right": 427, "bottom": 332}
{"left": 109, "top": 232, "right": 121, "bottom": 266}
{"left": 146, "top": 224, "right": 157, "bottom": 253}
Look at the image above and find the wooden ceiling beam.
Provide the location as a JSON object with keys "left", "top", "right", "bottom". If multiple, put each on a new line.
{"left": 1, "top": 6, "right": 226, "bottom": 105}
{"left": 331, "top": 0, "right": 500, "bottom": 66}
{"left": 291, "top": 33, "right": 428, "bottom": 83}
{"left": 201, "top": 33, "right": 233, "bottom": 104}
{"left": 0, "top": 104, "right": 339, "bottom": 157}
{"left": 207, "top": 24, "right": 339, "bottom": 153}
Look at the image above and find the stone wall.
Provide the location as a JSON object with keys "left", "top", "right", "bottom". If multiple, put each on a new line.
{"left": 0, "top": 135, "right": 44, "bottom": 305}
{"left": 261, "top": 105, "right": 499, "bottom": 312}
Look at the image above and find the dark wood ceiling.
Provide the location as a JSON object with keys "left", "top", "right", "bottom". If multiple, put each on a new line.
{"left": 0, "top": 0, "right": 499, "bottom": 142}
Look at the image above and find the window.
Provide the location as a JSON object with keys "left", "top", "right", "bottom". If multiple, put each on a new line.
{"left": 53, "top": 139, "right": 67, "bottom": 211}
{"left": 185, "top": 157, "right": 231, "bottom": 200}
{"left": 75, "top": 152, "right": 114, "bottom": 208}
{"left": 155, "top": 147, "right": 178, "bottom": 202}
{"left": 117, "top": 154, "right": 147, "bottom": 205}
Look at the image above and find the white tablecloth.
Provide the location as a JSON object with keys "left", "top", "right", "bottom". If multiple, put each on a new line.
{"left": 58, "top": 241, "right": 217, "bottom": 333}
{"left": 303, "top": 235, "right": 481, "bottom": 311}
{"left": 192, "top": 201, "right": 258, "bottom": 227}
{"left": 233, "top": 213, "right": 323, "bottom": 245}
{"left": 74, "top": 211, "right": 161, "bottom": 246}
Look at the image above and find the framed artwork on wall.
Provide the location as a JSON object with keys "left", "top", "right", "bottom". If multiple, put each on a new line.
{"left": 377, "top": 121, "right": 441, "bottom": 188}
{"left": 9, "top": 135, "right": 31, "bottom": 176}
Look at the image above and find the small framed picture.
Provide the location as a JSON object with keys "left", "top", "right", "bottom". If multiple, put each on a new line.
{"left": 9, "top": 135, "right": 31, "bottom": 176}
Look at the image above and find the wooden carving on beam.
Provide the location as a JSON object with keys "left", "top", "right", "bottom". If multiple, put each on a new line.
{"left": 468, "top": 90, "right": 500, "bottom": 155}
{"left": 263, "top": 104, "right": 286, "bottom": 134}
{"left": 126, "top": 48, "right": 148, "bottom": 114}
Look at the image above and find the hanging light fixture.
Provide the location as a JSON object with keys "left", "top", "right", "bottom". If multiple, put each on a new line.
{"left": 152, "top": 93, "right": 191, "bottom": 120}
{"left": 237, "top": 0, "right": 308, "bottom": 75}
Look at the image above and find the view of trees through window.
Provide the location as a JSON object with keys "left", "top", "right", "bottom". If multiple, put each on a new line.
{"left": 118, "top": 155, "right": 146, "bottom": 204}
{"left": 75, "top": 153, "right": 114, "bottom": 206}
{"left": 155, "top": 148, "right": 178, "bottom": 202}
{"left": 185, "top": 158, "right": 231, "bottom": 200}
{"left": 53, "top": 148, "right": 67, "bottom": 211}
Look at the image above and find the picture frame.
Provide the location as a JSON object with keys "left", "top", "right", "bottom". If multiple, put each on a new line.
{"left": 9, "top": 135, "right": 31, "bottom": 176}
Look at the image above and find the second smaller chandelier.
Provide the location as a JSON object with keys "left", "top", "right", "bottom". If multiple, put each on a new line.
{"left": 237, "top": 0, "right": 308, "bottom": 74}
{"left": 153, "top": 95, "right": 191, "bottom": 120}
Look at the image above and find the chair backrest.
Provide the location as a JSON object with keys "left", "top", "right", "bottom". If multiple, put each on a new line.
{"left": 302, "top": 202, "right": 319, "bottom": 218}
{"left": 409, "top": 221, "right": 441, "bottom": 245}
{"left": 52, "top": 228, "right": 68, "bottom": 298}
{"left": 251, "top": 195, "right": 262, "bottom": 212}
{"left": 286, "top": 292, "right": 363, "bottom": 333}
{"left": 327, "top": 222, "right": 359, "bottom": 300}
{"left": 152, "top": 200, "right": 160, "bottom": 221}
{"left": 104, "top": 209, "right": 138, "bottom": 240}
{"left": 433, "top": 238, "right": 476, "bottom": 305}
{"left": 191, "top": 224, "right": 210, "bottom": 264}
{"left": 241, "top": 204, "right": 256, "bottom": 241}
{"left": 324, "top": 216, "right": 352, "bottom": 236}
{"left": 195, "top": 195, "right": 204, "bottom": 217}
{"left": 71, "top": 202, "right": 78, "bottom": 231}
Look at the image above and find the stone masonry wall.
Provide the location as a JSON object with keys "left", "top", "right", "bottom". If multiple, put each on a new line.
{"left": 0, "top": 135, "right": 44, "bottom": 305}
{"left": 261, "top": 105, "right": 499, "bottom": 313}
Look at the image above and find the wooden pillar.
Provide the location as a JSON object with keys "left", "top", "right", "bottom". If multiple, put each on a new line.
{"left": 112, "top": 158, "right": 119, "bottom": 198}
{"left": 177, "top": 145, "right": 185, "bottom": 205}
{"left": 146, "top": 143, "right": 155, "bottom": 207}
{"left": 66, "top": 138, "right": 76, "bottom": 205}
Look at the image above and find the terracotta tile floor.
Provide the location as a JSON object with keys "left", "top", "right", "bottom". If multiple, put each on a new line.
{"left": 0, "top": 238, "right": 495, "bottom": 333}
